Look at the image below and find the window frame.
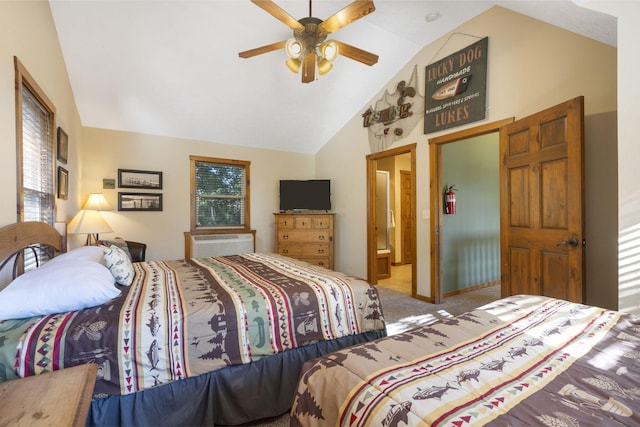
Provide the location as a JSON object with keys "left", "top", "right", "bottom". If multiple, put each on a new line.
{"left": 189, "top": 155, "right": 251, "bottom": 231}
{"left": 14, "top": 57, "right": 57, "bottom": 224}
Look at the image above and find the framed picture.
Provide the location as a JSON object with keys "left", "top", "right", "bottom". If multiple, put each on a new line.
{"left": 118, "top": 192, "right": 163, "bottom": 211}
{"left": 118, "top": 169, "right": 163, "bottom": 189}
{"left": 57, "top": 127, "right": 68, "bottom": 164}
{"left": 57, "top": 166, "right": 68, "bottom": 200}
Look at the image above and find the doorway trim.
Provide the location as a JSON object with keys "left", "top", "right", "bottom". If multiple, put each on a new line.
{"left": 366, "top": 143, "right": 417, "bottom": 296}
{"left": 428, "top": 119, "right": 513, "bottom": 304}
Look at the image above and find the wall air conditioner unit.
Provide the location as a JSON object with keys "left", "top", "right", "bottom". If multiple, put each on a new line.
{"left": 191, "top": 233, "right": 254, "bottom": 258}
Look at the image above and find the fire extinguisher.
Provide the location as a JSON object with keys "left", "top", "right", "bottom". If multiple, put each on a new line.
{"left": 444, "top": 185, "right": 457, "bottom": 215}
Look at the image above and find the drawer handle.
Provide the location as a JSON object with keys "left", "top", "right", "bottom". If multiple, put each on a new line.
{"left": 283, "top": 234, "right": 289, "bottom": 240}
{"left": 301, "top": 221, "right": 306, "bottom": 226}
{"left": 318, "top": 249, "right": 325, "bottom": 254}
{"left": 318, "top": 262, "right": 325, "bottom": 266}
{"left": 318, "top": 235, "right": 325, "bottom": 240}
{"left": 282, "top": 249, "right": 289, "bottom": 254}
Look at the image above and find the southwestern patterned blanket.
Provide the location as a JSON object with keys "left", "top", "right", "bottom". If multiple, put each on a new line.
{"left": 291, "top": 295, "right": 640, "bottom": 426}
{"left": 0, "top": 253, "right": 385, "bottom": 399}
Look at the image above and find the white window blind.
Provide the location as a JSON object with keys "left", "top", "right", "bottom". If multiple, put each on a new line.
{"left": 16, "top": 57, "right": 56, "bottom": 272}
{"left": 192, "top": 158, "right": 250, "bottom": 229}
{"left": 21, "top": 85, "right": 54, "bottom": 225}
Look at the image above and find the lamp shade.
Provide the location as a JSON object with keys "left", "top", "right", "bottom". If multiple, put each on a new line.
{"left": 285, "top": 58, "right": 301, "bottom": 74}
{"left": 67, "top": 210, "right": 113, "bottom": 236}
{"left": 317, "top": 58, "right": 333, "bottom": 76}
{"left": 83, "top": 193, "right": 112, "bottom": 211}
{"left": 285, "top": 38, "right": 303, "bottom": 59}
{"left": 320, "top": 40, "right": 338, "bottom": 62}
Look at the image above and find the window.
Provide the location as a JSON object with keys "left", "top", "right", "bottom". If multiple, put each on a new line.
{"left": 190, "top": 156, "right": 250, "bottom": 230}
{"left": 15, "top": 57, "right": 56, "bottom": 225}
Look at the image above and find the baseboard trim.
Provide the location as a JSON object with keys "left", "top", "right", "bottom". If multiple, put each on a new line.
{"left": 443, "top": 280, "right": 500, "bottom": 298}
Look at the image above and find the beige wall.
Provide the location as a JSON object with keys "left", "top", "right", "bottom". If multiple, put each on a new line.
{"left": 80, "top": 127, "right": 314, "bottom": 260}
{"left": 317, "top": 6, "right": 618, "bottom": 300}
{"left": 0, "top": 1, "right": 83, "bottom": 227}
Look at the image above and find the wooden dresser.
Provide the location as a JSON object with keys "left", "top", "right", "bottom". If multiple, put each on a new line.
{"left": 274, "top": 212, "right": 334, "bottom": 270}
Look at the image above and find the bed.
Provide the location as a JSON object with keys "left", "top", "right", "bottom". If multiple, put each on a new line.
{"left": 291, "top": 294, "right": 640, "bottom": 426}
{"left": 0, "top": 222, "right": 386, "bottom": 426}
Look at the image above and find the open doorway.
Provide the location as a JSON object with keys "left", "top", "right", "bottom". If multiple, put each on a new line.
{"left": 429, "top": 120, "right": 512, "bottom": 304}
{"left": 366, "top": 144, "right": 416, "bottom": 296}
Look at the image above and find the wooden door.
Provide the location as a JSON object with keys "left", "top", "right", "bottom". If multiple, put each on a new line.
{"left": 400, "top": 170, "right": 413, "bottom": 264}
{"left": 500, "top": 97, "right": 585, "bottom": 302}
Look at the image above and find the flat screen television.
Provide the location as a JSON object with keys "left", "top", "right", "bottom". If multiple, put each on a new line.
{"left": 279, "top": 179, "right": 331, "bottom": 212}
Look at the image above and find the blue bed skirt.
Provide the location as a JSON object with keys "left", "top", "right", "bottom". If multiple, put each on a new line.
{"left": 87, "top": 329, "right": 386, "bottom": 426}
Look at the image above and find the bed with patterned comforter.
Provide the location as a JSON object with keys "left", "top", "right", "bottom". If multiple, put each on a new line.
{"left": 0, "top": 252, "right": 385, "bottom": 425}
{"left": 291, "top": 294, "right": 640, "bottom": 427}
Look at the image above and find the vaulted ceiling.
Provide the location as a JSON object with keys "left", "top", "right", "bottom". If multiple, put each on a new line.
{"left": 49, "top": 0, "right": 616, "bottom": 154}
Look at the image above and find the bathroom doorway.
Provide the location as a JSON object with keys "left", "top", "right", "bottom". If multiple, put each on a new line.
{"left": 366, "top": 144, "right": 416, "bottom": 296}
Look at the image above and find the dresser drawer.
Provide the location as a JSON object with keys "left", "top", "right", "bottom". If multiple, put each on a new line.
{"left": 278, "top": 230, "right": 331, "bottom": 243}
{"left": 312, "top": 217, "right": 331, "bottom": 228}
{"left": 278, "top": 243, "right": 330, "bottom": 257}
{"left": 294, "top": 217, "right": 314, "bottom": 228}
{"left": 297, "top": 257, "right": 331, "bottom": 269}
{"left": 277, "top": 217, "right": 295, "bottom": 229}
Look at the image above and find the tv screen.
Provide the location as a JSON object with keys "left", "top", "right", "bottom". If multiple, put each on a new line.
{"left": 279, "top": 180, "right": 331, "bottom": 211}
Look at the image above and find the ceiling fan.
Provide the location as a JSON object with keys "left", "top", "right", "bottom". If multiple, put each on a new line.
{"left": 239, "top": 0, "right": 379, "bottom": 83}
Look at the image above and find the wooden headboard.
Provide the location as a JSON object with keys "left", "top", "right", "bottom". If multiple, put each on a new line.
{"left": 0, "top": 222, "right": 63, "bottom": 261}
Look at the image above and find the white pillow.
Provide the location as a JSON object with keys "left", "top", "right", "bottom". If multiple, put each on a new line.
{"left": 0, "top": 259, "right": 120, "bottom": 321}
{"left": 103, "top": 245, "right": 135, "bottom": 286}
{"left": 46, "top": 245, "right": 106, "bottom": 266}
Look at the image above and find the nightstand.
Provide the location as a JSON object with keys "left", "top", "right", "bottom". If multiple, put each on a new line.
{"left": 0, "top": 363, "right": 97, "bottom": 427}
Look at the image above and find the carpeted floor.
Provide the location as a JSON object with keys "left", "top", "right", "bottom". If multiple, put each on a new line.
{"left": 244, "top": 285, "right": 501, "bottom": 427}
{"left": 378, "top": 285, "right": 501, "bottom": 334}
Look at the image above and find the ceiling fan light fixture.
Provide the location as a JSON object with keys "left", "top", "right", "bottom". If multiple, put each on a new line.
{"left": 285, "top": 57, "right": 301, "bottom": 73}
{"left": 240, "top": 0, "right": 378, "bottom": 84}
{"left": 285, "top": 38, "right": 304, "bottom": 59}
{"left": 319, "top": 39, "right": 339, "bottom": 62}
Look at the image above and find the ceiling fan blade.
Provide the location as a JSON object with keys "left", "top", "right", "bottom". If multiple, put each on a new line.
{"left": 301, "top": 52, "right": 316, "bottom": 83}
{"left": 238, "top": 40, "right": 286, "bottom": 58}
{"left": 319, "top": 0, "right": 375, "bottom": 34}
{"left": 335, "top": 40, "right": 378, "bottom": 66}
{"left": 250, "top": 0, "right": 304, "bottom": 30}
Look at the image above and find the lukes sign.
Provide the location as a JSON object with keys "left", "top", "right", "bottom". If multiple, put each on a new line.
{"left": 424, "top": 37, "right": 488, "bottom": 134}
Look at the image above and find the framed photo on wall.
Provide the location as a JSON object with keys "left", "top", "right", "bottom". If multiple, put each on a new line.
{"left": 118, "top": 192, "right": 163, "bottom": 211}
{"left": 118, "top": 169, "right": 163, "bottom": 189}
{"left": 57, "top": 127, "right": 68, "bottom": 164}
{"left": 57, "top": 166, "right": 68, "bottom": 200}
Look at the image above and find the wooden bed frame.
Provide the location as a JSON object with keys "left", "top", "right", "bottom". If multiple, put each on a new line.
{"left": 0, "top": 222, "right": 63, "bottom": 280}
{"left": 0, "top": 221, "right": 63, "bottom": 258}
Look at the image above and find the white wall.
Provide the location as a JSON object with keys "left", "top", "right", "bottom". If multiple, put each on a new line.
{"left": 316, "top": 6, "right": 618, "bottom": 299}
{"left": 0, "top": 1, "right": 83, "bottom": 227}
{"left": 80, "top": 127, "right": 314, "bottom": 260}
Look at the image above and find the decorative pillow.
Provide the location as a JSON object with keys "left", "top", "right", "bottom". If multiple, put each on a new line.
{"left": 0, "top": 259, "right": 120, "bottom": 321}
{"left": 103, "top": 245, "right": 135, "bottom": 286}
{"left": 97, "top": 237, "right": 132, "bottom": 261}
{"left": 46, "top": 245, "right": 106, "bottom": 266}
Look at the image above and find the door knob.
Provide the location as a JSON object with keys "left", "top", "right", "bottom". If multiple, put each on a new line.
{"left": 556, "top": 238, "right": 579, "bottom": 247}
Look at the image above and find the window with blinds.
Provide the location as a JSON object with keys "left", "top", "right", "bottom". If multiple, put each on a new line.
{"left": 190, "top": 156, "right": 250, "bottom": 229}
{"left": 15, "top": 58, "right": 56, "bottom": 226}
{"left": 15, "top": 57, "right": 56, "bottom": 271}
{"left": 21, "top": 85, "right": 55, "bottom": 224}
